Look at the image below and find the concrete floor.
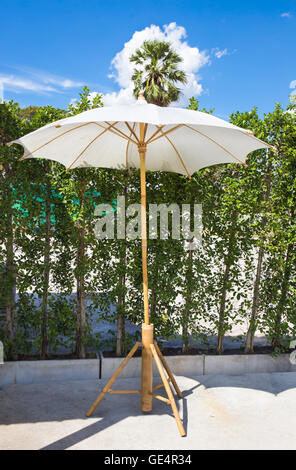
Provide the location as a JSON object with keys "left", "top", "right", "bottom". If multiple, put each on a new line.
{"left": 1, "top": 372, "right": 296, "bottom": 450}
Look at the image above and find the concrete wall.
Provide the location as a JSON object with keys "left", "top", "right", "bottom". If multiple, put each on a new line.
{"left": 0, "top": 359, "right": 100, "bottom": 386}
{"left": 101, "top": 355, "right": 204, "bottom": 379}
{"left": 204, "top": 354, "right": 296, "bottom": 375}
{"left": 1, "top": 353, "right": 296, "bottom": 386}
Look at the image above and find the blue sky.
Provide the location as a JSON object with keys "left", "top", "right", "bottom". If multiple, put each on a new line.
{"left": 1, "top": 0, "right": 295, "bottom": 118}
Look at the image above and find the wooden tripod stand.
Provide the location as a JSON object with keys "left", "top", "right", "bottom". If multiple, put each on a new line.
{"left": 86, "top": 325, "right": 185, "bottom": 437}
{"left": 86, "top": 117, "right": 186, "bottom": 437}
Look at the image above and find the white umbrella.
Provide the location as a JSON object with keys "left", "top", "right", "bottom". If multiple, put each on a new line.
{"left": 9, "top": 93, "right": 272, "bottom": 436}
{"left": 13, "top": 94, "right": 271, "bottom": 175}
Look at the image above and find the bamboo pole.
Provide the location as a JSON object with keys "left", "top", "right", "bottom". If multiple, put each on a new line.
{"left": 152, "top": 380, "right": 170, "bottom": 391}
{"left": 150, "top": 344, "right": 186, "bottom": 437}
{"left": 154, "top": 341, "right": 182, "bottom": 398}
{"left": 141, "top": 323, "right": 153, "bottom": 412}
{"left": 86, "top": 341, "right": 141, "bottom": 416}
{"left": 151, "top": 393, "right": 170, "bottom": 404}
{"left": 139, "top": 121, "right": 154, "bottom": 412}
{"left": 139, "top": 124, "right": 149, "bottom": 325}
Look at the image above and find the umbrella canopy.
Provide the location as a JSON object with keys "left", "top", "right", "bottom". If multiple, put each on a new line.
{"left": 11, "top": 96, "right": 273, "bottom": 174}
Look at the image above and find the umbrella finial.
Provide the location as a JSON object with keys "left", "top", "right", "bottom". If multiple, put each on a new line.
{"left": 138, "top": 91, "right": 147, "bottom": 103}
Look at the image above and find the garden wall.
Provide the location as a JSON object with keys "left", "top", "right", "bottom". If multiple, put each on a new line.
{"left": 1, "top": 354, "right": 296, "bottom": 387}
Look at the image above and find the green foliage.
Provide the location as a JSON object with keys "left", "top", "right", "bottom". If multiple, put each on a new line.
{"left": 0, "top": 94, "right": 296, "bottom": 359}
{"left": 67, "top": 86, "right": 103, "bottom": 115}
{"left": 187, "top": 97, "right": 214, "bottom": 114}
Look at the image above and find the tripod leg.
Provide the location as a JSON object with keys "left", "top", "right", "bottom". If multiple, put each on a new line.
{"left": 86, "top": 341, "right": 141, "bottom": 417}
{"left": 141, "top": 323, "right": 153, "bottom": 412}
{"left": 150, "top": 344, "right": 186, "bottom": 437}
{"left": 154, "top": 341, "right": 182, "bottom": 398}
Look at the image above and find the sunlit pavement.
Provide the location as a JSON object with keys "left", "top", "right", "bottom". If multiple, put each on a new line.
{"left": 1, "top": 373, "right": 296, "bottom": 450}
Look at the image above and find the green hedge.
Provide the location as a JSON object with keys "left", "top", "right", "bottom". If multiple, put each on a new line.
{"left": 0, "top": 90, "right": 295, "bottom": 359}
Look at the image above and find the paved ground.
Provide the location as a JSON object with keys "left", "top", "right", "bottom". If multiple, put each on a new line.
{"left": 1, "top": 372, "right": 296, "bottom": 450}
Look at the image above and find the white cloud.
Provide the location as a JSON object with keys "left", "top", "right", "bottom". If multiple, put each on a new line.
{"left": 281, "top": 12, "right": 292, "bottom": 18}
{"left": 0, "top": 74, "right": 58, "bottom": 94}
{"left": 44, "top": 77, "right": 83, "bottom": 88}
{"left": 103, "top": 22, "right": 210, "bottom": 106}
{"left": 290, "top": 80, "right": 296, "bottom": 89}
{"left": 213, "top": 48, "right": 228, "bottom": 59}
{"left": 212, "top": 47, "right": 237, "bottom": 59}
{"left": 0, "top": 67, "right": 84, "bottom": 96}
{"left": 24, "top": 68, "right": 83, "bottom": 89}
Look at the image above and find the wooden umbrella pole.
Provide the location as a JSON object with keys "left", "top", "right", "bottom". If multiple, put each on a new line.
{"left": 139, "top": 143, "right": 149, "bottom": 325}
{"left": 139, "top": 122, "right": 153, "bottom": 412}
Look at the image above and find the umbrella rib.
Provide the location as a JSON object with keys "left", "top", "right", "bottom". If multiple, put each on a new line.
{"left": 148, "top": 124, "right": 183, "bottom": 144}
{"left": 18, "top": 122, "right": 99, "bottom": 161}
{"left": 159, "top": 128, "right": 191, "bottom": 179}
{"left": 126, "top": 123, "right": 136, "bottom": 168}
{"left": 91, "top": 122, "right": 133, "bottom": 143}
{"left": 104, "top": 121, "right": 138, "bottom": 145}
{"left": 245, "top": 132, "right": 276, "bottom": 151}
{"left": 145, "top": 125, "right": 164, "bottom": 144}
{"left": 184, "top": 124, "right": 247, "bottom": 167}
{"left": 143, "top": 123, "right": 148, "bottom": 141}
{"left": 66, "top": 122, "right": 117, "bottom": 170}
{"left": 125, "top": 122, "right": 140, "bottom": 143}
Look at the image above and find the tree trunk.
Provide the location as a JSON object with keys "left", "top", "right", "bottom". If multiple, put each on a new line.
{"left": 115, "top": 181, "right": 127, "bottom": 357}
{"left": 3, "top": 163, "right": 17, "bottom": 360}
{"left": 116, "top": 242, "right": 126, "bottom": 356}
{"left": 182, "top": 247, "right": 193, "bottom": 354}
{"left": 76, "top": 226, "right": 86, "bottom": 358}
{"left": 116, "top": 276, "right": 125, "bottom": 356}
{"left": 271, "top": 242, "right": 294, "bottom": 350}
{"left": 245, "top": 246, "right": 264, "bottom": 353}
{"left": 217, "top": 262, "right": 231, "bottom": 354}
{"left": 75, "top": 181, "right": 87, "bottom": 359}
{"left": 245, "top": 159, "right": 272, "bottom": 353}
{"left": 217, "top": 210, "right": 238, "bottom": 354}
{"left": 40, "top": 167, "right": 51, "bottom": 359}
{"left": 5, "top": 213, "right": 16, "bottom": 359}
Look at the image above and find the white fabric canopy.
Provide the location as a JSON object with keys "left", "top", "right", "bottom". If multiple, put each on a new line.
{"left": 11, "top": 100, "right": 273, "bottom": 176}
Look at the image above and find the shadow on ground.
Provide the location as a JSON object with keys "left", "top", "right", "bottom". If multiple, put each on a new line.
{"left": 0, "top": 376, "right": 203, "bottom": 449}
{"left": 1, "top": 372, "right": 296, "bottom": 450}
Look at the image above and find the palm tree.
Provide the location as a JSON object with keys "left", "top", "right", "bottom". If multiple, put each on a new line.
{"left": 130, "top": 40, "right": 187, "bottom": 106}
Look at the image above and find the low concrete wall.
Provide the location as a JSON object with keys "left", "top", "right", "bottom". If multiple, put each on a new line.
{"left": 101, "top": 354, "right": 204, "bottom": 379}
{"left": 101, "top": 356, "right": 142, "bottom": 380}
{"left": 1, "top": 353, "right": 296, "bottom": 386}
{"left": 204, "top": 353, "right": 296, "bottom": 375}
{"left": 0, "top": 362, "right": 16, "bottom": 386}
{"left": 0, "top": 359, "right": 100, "bottom": 386}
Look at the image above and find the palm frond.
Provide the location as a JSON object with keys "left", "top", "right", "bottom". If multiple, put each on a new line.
{"left": 130, "top": 39, "right": 187, "bottom": 106}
